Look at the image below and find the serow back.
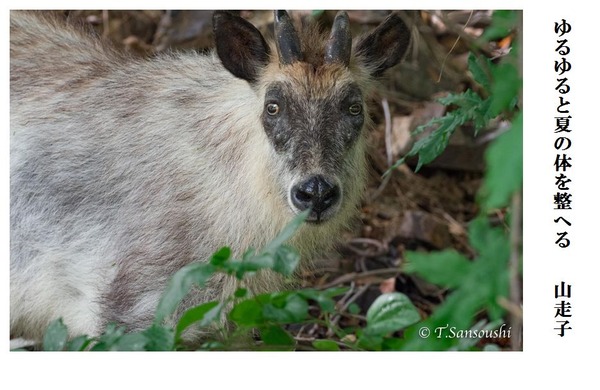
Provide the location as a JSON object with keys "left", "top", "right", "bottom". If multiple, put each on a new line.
{"left": 10, "top": 10, "right": 411, "bottom": 343}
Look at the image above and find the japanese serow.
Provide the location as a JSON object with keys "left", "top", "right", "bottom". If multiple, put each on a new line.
{"left": 10, "top": 10, "right": 411, "bottom": 342}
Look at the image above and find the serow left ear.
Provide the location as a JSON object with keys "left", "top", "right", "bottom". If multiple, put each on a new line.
{"left": 355, "top": 13, "right": 411, "bottom": 77}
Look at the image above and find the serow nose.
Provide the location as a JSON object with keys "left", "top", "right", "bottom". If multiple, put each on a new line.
{"left": 291, "top": 175, "right": 340, "bottom": 222}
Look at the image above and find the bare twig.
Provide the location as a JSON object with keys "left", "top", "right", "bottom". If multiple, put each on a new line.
{"left": 369, "top": 98, "right": 393, "bottom": 201}
{"left": 337, "top": 281, "right": 357, "bottom": 307}
{"left": 319, "top": 268, "right": 400, "bottom": 290}
{"left": 433, "top": 10, "right": 494, "bottom": 58}
{"left": 327, "top": 283, "right": 371, "bottom": 337}
{"left": 436, "top": 10, "right": 474, "bottom": 83}
{"left": 346, "top": 237, "right": 388, "bottom": 257}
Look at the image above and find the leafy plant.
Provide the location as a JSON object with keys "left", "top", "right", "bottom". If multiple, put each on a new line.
{"left": 33, "top": 209, "right": 421, "bottom": 351}
{"left": 382, "top": 10, "right": 522, "bottom": 350}
{"left": 387, "top": 16, "right": 521, "bottom": 174}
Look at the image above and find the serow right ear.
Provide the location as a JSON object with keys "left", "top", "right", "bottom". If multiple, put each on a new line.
{"left": 355, "top": 13, "right": 411, "bottom": 77}
{"left": 213, "top": 11, "right": 271, "bottom": 83}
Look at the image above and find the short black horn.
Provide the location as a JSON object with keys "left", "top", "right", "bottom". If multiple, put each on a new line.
{"left": 274, "top": 10, "right": 303, "bottom": 65}
{"left": 324, "top": 11, "right": 352, "bottom": 67}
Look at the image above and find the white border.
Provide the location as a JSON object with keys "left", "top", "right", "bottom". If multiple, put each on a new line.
{"left": 3, "top": 1, "right": 599, "bottom": 388}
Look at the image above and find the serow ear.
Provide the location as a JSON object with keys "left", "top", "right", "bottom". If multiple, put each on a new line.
{"left": 213, "top": 11, "right": 271, "bottom": 83}
{"left": 355, "top": 13, "right": 411, "bottom": 77}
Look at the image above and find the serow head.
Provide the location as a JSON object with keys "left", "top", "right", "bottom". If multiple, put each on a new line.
{"left": 213, "top": 10, "right": 411, "bottom": 224}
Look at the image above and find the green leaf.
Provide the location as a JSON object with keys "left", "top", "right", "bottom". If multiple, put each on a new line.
{"left": 154, "top": 262, "right": 216, "bottom": 325}
{"left": 405, "top": 249, "right": 472, "bottom": 288}
{"left": 381, "top": 337, "right": 404, "bottom": 351}
{"left": 481, "top": 10, "right": 518, "bottom": 42}
{"left": 348, "top": 303, "right": 361, "bottom": 315}
{"left": 468, "top": 52, "right": 492, "bottom": 92}
{"left": 260, "top": 325, "right": 295, "bottom": 347}
{"left": 412, "top": 114, "right": 463, "bottom": 171}
{"left": 42, "top": 318, "right": 69, "bottom": 351}
{"left": 66, "top": 335, "right": 92, "bottom": 351}
{"left": 112, "top": 332, "right": 148, "bottom": 351}
{"left": 176, "top": 301, "right": 223, "bottom": 338}
{"left": 312, "top": 339, "right": 341, "bottom": 351}
{"left": 272, "top": 245, "right": 301, "bottom": 276}
{"left": 488, "top": 63, "right": 520, "bottom": 117}
{"left": 90, "top": 323, "right": 127, "bottom": 351}
{"left": 230, "top": 299, "right": 264, "bottom": 326}
{"left": 263, "top": 209, "right": 309, "bottom": 254}
{"left": 480, "top": 112, "right": 523, "bottom": 210}
{"left": 468, "top": 216, "right": 506, "bottom": 255}
{"left": 209, "top": 246, "right": 232, "bottom": 267}
{"left": 234, "top": 288, "right": 248, "bottom": 298}
{"left": 365, "top": 293, "right": 421, "bottom": 337}
{"left": 298, "top": 287, "right": 347, "bottom": 313}
{"left": 199, "top": 341, "right": 226, "bottom": 351}
{"left": 236, "top": 253, "right": 275, "bottom": 279}
{"left": 357, "top": 333, "right": 384, "bottom": 351}
{"left": 438, "top": 89, "right": 484, "bottom": 109}
{"left": 142, "top": 325, "right": 175, "bottom": 351}
{"left": 262, "top": 292, "right": 309, "bottom": 323}
{"left": 468, "top": 219, "right": 510, "bottom": 320}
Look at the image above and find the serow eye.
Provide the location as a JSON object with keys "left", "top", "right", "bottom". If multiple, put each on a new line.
{"left": 349, "top": 103, "right": 362, "bottom": 116}
{"left": 266, "top": 103, "right": 280, "bottom": 116}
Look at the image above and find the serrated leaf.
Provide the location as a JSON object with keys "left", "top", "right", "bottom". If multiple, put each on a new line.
{"left": 413, "top": 114, "right": 462, "bottom": 171}
{"left": 468, "top": 219, "right": 510, "bottom": 320}
{"left": 154, "top": 262, "right": 216, "bottom": 325}
{"left": 42, "top": 318, "right": 69, "bottom": 351}
{"left": 468, "top": 216, "right": 506, "bottom": 255}
{"left": 176, "top": 301, "right": 223, "bottom": 338}
{"left": 468, "top": 52, "right": 492, "bottom": 92}
{"left": 260, "top": 325, "right": 295, "bottom": 347}
{"left": 438, "top": 89, "right": 484, "bottom": 108}
{"left": 365, "top": 293, "right": 421, "bottom": 337}
{"left": 405, "top": 249, "right": 472, "bottom": 288}
{"left": 312, "top": 339, "right": 340, "bottom": 351}
{"left": 480, "top": 113, "right": 522, "bottom": 209}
